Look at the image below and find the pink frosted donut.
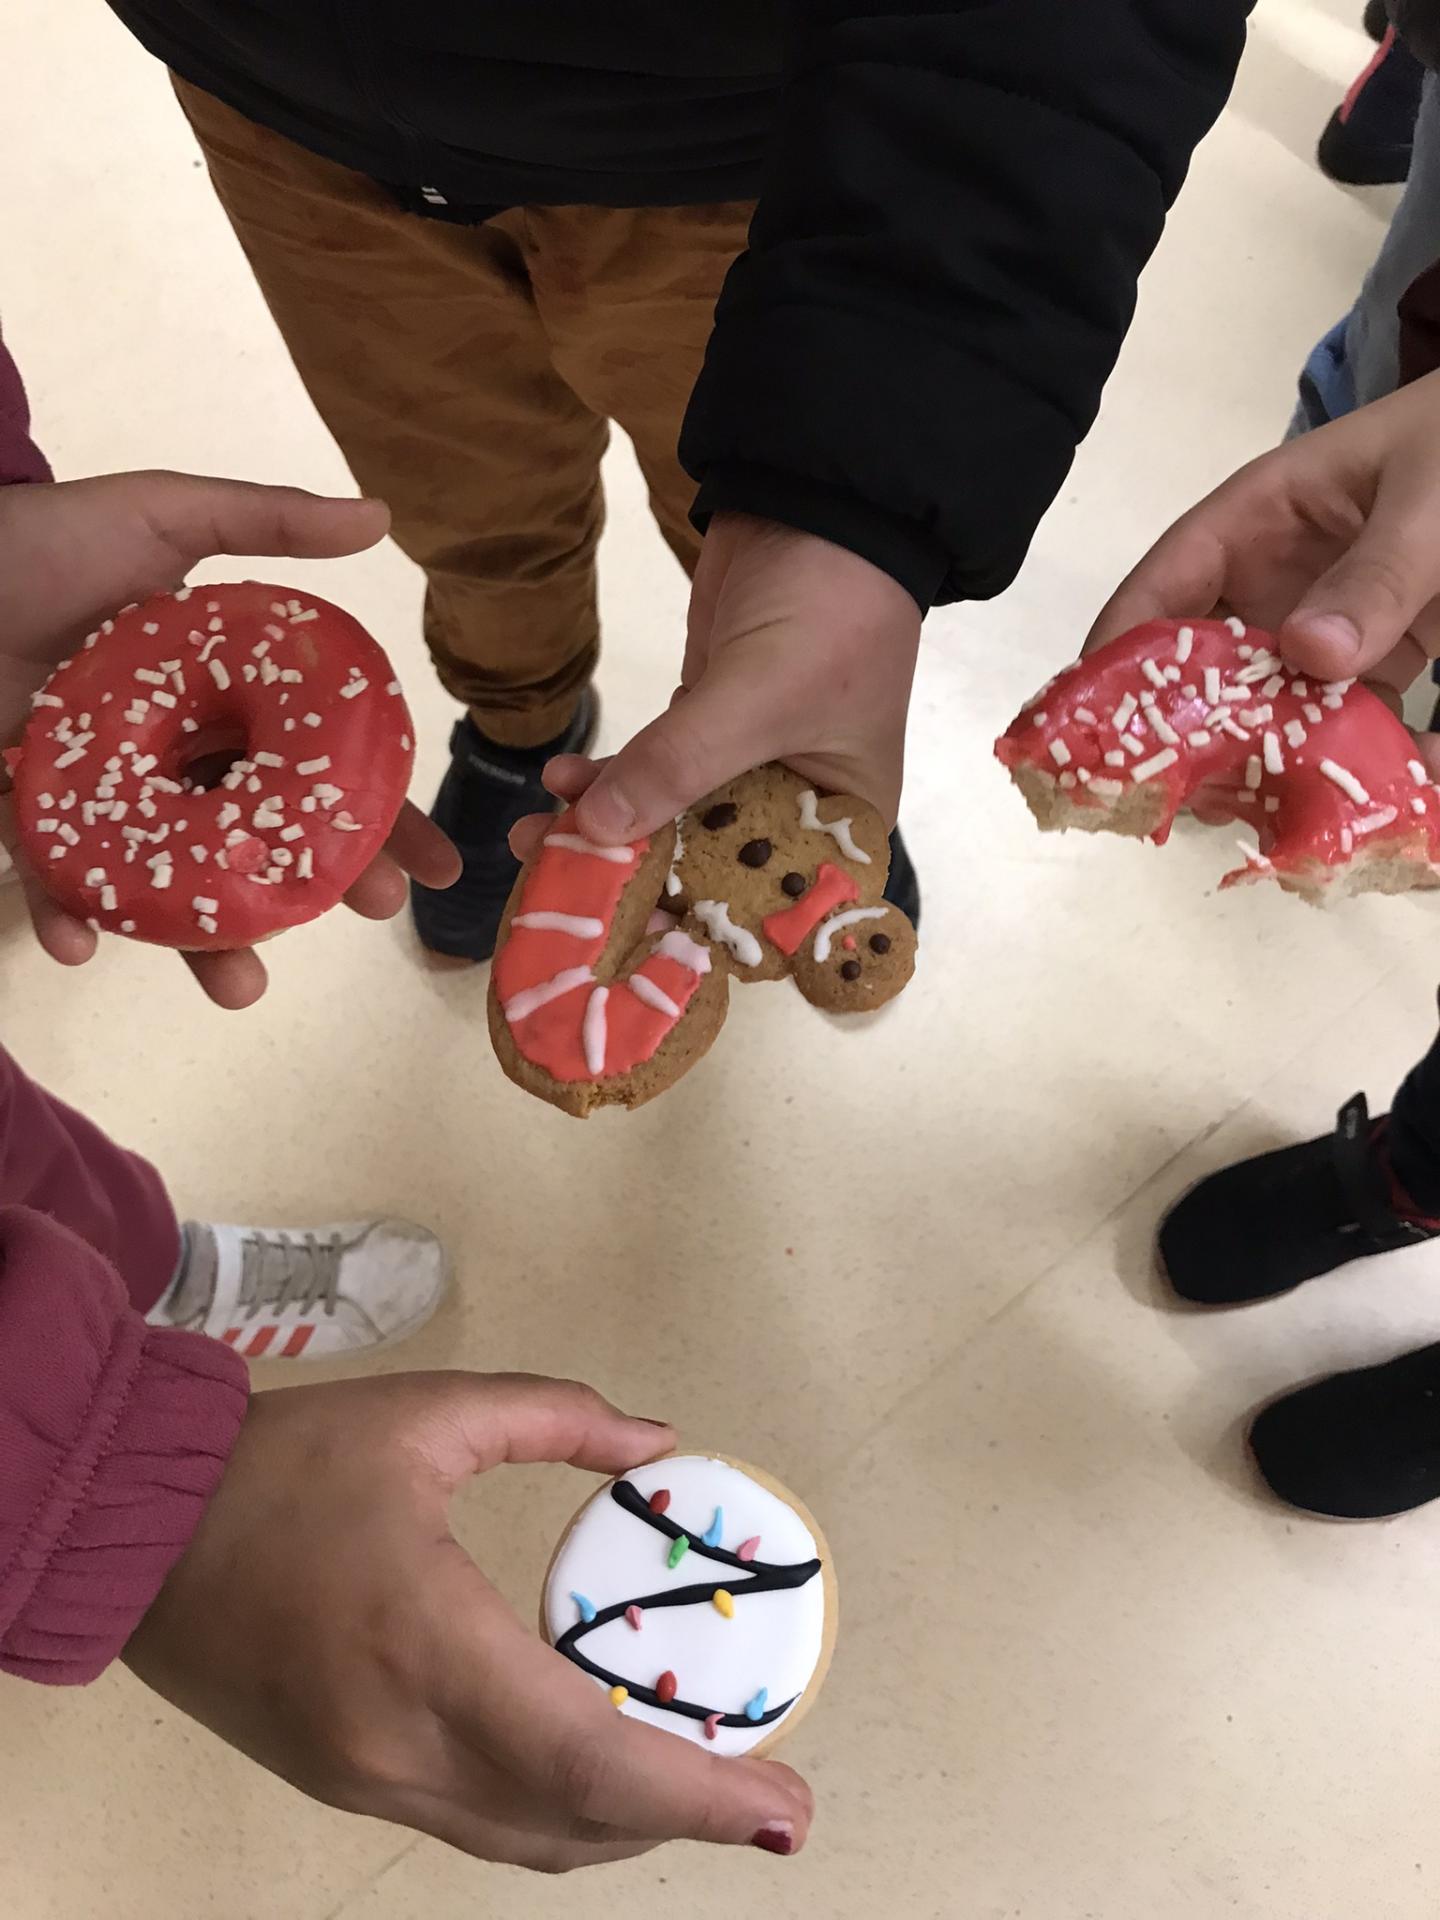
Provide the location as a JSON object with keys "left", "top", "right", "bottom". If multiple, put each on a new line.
{"left": 995, "top": 617, "right": 1440, "bottom": 902}
{"left": 11, "top": 582, "right": 414, "bottom": 949}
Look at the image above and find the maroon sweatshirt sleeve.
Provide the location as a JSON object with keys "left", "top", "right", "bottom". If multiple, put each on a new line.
{"left": 0, "top": 342, "right": 249, "bottom": 1684}
{"left": 0, "top": 1211, "right": 248, "bottom": 1684}
{"left": 0, "top": 327, "right": 53, "bottom": 486}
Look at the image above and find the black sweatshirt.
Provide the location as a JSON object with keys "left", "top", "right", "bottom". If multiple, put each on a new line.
{"left": 109, "top": 1, "right": 1253, "bottom": 609}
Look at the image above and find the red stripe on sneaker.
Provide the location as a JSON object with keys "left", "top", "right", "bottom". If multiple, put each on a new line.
{"left": 1341, "top": 26, "right": 1395, "bottom": 123}
{"left": 281, "top": 1324, "right": 315, "bottom": 1358}
{"left": 222, "top": 1328, "right": 241, "bottom": 1346}
{"left": 245, "top": 1325, "right": 277, "bottom": 1358}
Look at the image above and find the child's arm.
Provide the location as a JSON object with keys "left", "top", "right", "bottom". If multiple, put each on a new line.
{"left": 576, "top": 1, "right": 1252, "bottom": 843}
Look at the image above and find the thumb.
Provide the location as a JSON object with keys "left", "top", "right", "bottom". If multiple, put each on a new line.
{"left": 1281, "top": 487, "right": 1440, "bottom": 680}
{"left": 402, "top": 1370, "right": 675, "bottom": 1488}
{"left": 447, "top": 1594, "right": 816, "bottom": 1852}
{"left": 120, "top": 471, "right": 392, "bottom": 568}
{"left": 573, "top": 666, "right": 780, "bottom": 842}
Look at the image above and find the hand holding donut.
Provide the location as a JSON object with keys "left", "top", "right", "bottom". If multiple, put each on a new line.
{"left": 0, "top": 471, "right": 459, "bottom": 1007}
{"left": 1086, "top": 372, "right": 1440, "bottom": 733}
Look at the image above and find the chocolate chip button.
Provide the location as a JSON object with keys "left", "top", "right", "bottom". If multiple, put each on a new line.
{"left": 701, "top": 802, "right": 737, "bottom": 830}
{"left": 840, "top": 959, "right": 862, "bottom": 981}
{"left": 869, "top": 933, "right": 891, "bottom": 954}
{"left": 738, "top": 837, "right": 772, "bottom": 868}
{"left": 781, "top": 871, "right": 806, "bottom": 897}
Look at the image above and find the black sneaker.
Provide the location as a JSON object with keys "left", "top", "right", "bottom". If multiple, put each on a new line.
{"left": 1251, "top": 1341, "right": 1440, "bottom": 1518}
{"left": 1157, "top": 1093, "right": 1435, "bottom": 1306}
{"left": 884, "top": 824, "right": 921, "bottom": 932}
{"left": 1317, "top": 28, "right": 1423, "bottom": 186}
{"left": 411, "top": 691, "right": 598, "bottom": 963}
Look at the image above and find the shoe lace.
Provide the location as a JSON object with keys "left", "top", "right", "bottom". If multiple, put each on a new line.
{"left": 237, "top": 1229, "right": 343, "bottom": 1320}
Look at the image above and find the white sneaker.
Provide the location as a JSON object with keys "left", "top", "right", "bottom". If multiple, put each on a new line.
{"left": 148, "top": 1217, "right": 447, "bottom": 1359}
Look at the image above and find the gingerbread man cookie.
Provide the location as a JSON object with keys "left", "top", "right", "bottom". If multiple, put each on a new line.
{"left": 487, "top": 763, "right": 917, "bottom": 1115}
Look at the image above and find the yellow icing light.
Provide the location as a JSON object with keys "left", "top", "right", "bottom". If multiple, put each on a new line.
{"left": 713, "top": 1589, "right": 735, "bottom": 1619}
{"left": 609, "top": 1686, "right": 629, "bottom": 1707}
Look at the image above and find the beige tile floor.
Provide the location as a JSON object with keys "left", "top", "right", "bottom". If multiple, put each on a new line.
{"left": 5, "top": 3, "right": 1440, "bottom": 1915}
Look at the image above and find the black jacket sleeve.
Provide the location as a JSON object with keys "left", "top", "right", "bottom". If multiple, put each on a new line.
{"left": 680, "top": 0, "right": 1253, "bottom": 609}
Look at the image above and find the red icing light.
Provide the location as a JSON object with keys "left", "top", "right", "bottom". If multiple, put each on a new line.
{"left": 648, "top": 1488, "right": 671, "bottom": 1515}
{"left": 761, "top": 861, "right": 860, "bottom": 955}
{"left": 656, "top": 1670, "right": 678, "bottom": 1704}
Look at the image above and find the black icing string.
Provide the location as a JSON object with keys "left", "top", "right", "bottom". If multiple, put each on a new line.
{"left": 553, "top": 1479, "right": 823, "bottom": 1729}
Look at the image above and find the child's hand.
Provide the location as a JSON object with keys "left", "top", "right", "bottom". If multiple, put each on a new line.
{"left": 553, "top": 513, "right": 921, "bottom": 844}
{"left": 0, "top": 471, "right": 459, "bottom": 1006}
{"left": 125, "top": 1373, "right": 814, "bottom": 1872}
{"left": 1087, "top": 370, "right": 1440, "bottom": 711}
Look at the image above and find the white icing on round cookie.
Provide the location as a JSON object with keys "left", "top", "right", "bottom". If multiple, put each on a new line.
{"left": 812, "top": 904, "right": 888, "bottom": 962}
{"left": 798, "top": 788, "right": 872, "bottom": 864}
{"left": 545, "top": 1454, "right": 827, "bottom": 1756}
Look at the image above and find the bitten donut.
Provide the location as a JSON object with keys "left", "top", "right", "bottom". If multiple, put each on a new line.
{"left": 488, "top": 763, "right": 917, "bottom": 1114}
{"left": 995, "top": 616, "right": 1440, "bottom": 904}
{"left": 543, "top": 1453, "right": 836, "bottom": 1758}
{"left": 10, "top": 582, "right": 414, "bottom": 949}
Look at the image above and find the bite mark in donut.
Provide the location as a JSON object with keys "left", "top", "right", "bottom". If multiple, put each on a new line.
{"left": 11, "top": 582, "right": 414, "bottom": 948}
{"left": 995, "top": 618, "right": 1440, "bottom": 903}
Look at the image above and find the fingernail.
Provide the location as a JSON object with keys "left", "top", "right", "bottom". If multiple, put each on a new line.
{"left": 1293, "top": 612, "right": 1361, "bottom": 660}
{"left": 583, "top": 786, "right": 636, "bottom": 840}
{"left": 750, "top": 1823, "right": 796, "bottom": 1856}
{"left": 635, "top": 1416, "right": 672, "bottom": 1427}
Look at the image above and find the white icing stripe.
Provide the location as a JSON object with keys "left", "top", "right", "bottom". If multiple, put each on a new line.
{"left": 513, "top": 911, "right": 605, "bottom": 937}
{"left": 797, "top": 789, "right": 872, "bottom": 864}
{"left": 655, "top": 928, "right": 712, "bottom": 974}
{"left": 694, "top": 900, "right": 763, "bottom": 967}
{"left": 583, "top": 986, "right": 610, "bottom": 1075}
{"left": 665, "top": 814, "right": 685, "bottom": 897}
{"left": 545, "top": 834, "right": 635, "bottom": 864}
{"left": 628, "top": 974, "right": 683, "bottom": 1020}
{"left": 503, "top": 965, "right": 595, "bottom": 1022}
{"left": 812, "top": 906, "right": 887, "bottom": 963}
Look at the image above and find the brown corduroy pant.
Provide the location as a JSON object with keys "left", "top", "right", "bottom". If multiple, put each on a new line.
{"left": 173, "top": 77, "right": 754, "bottom": 747}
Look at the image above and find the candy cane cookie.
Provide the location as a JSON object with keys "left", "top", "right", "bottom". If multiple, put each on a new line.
{"left": 996, "top": 617, "right": 1440, "bottom": 903}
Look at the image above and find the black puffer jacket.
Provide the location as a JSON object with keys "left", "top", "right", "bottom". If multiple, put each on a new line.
{"left": 110, "top": 1, "right": 1252, "bottom": 608}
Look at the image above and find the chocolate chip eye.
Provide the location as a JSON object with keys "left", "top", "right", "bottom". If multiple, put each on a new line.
{"left": 738, "top": 837, "right": 772, "bottom": 868}
{"left": 701, "top": 802, "right": 737, "bottom": 830}
{"left": 781, "top": 871, "right": 806, "bottom": 897}
{"left": 840, "top": 959, "right": 862, "bottom": 981}
{"left": 869, "top": 932, "right": 891, "bottom": 954}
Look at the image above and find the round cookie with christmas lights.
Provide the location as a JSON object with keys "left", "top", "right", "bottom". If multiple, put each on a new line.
{"left": 542, "top": 1453, "right": 836, "bottom": 1757}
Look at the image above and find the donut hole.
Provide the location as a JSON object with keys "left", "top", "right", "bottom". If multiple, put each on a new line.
{"left": 169, "top": 720, "right": 251, "bottom": 792}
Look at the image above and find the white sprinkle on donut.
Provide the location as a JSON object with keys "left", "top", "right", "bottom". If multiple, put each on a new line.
{"left": 1131, "top": 748, "right": 1179, "bottom": 783}
{"left": 1319, "top": 759, "right": 1370, "bottom": 806}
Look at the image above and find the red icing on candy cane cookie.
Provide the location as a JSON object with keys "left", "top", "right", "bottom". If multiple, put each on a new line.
{"left": 10, "top": 582, "right": 414, "bottom": 949}
{"left": 489, "top": 814, "right": 731, "bottom": 1116}
{"left": 995, "top": 618, "right": 1440, "bottom": 903}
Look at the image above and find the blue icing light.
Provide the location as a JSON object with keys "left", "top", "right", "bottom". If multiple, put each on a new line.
{"left": 571, "top": 1591, "right": 597, "bottom": 1624}
{"left": 702, "top": 1507, "right": 724, "bottom": 1548}
{"left": 744, "top": 1687, "right": 768, "bottom": 1723}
